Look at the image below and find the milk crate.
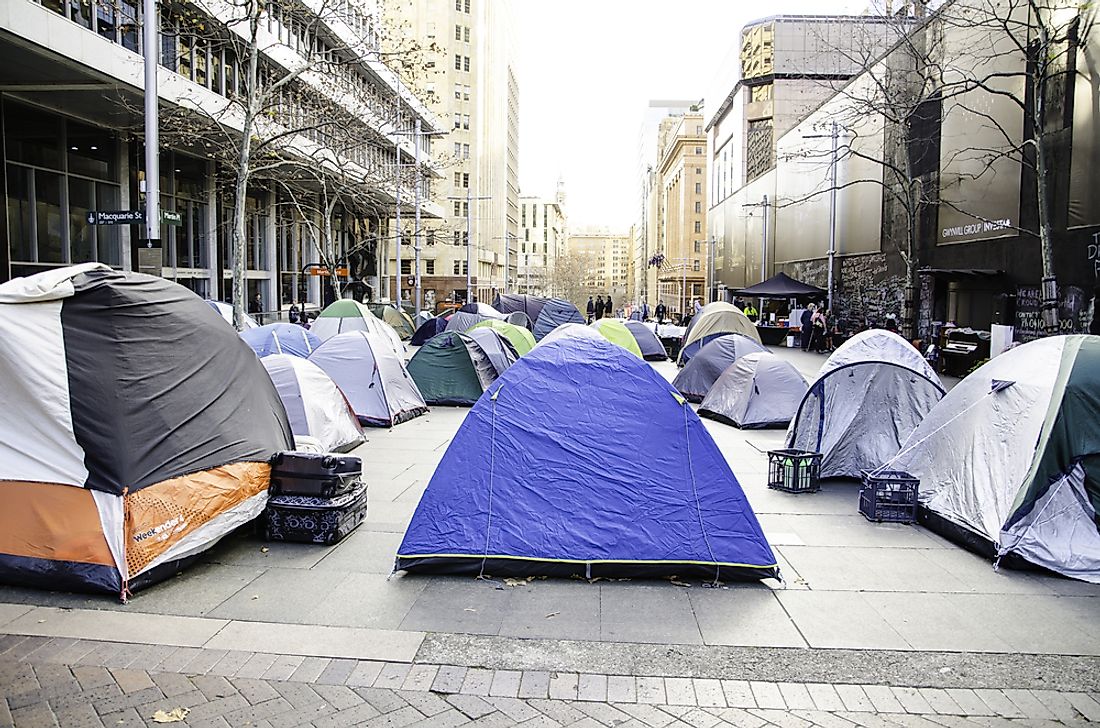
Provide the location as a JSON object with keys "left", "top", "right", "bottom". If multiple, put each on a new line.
{"left": 767, "top": 449, "right": 822, "bottom": 494}
{"left": 859, "top": 470, "right": 919, "bottom": 523}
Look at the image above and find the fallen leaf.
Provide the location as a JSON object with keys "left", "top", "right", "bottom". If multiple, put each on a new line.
{"left": 669, "top": 579, "right": 691, "bottom": 588}
{"left": 545, "top": 612, "right": 560, "bottom": 619}
{"left": 152, "top": 707, "right": 190, "bottom": 723}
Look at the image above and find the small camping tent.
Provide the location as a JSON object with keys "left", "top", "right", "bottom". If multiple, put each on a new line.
{"left": 494, "top": 293, "right": 548, "bottom": 324}
{"left": 624, "top": 320, "right": 667, "bottom": 361}
{"left": 537, "top": 323, "right": 607, "bottom": 349}
{"left": 206, "top": 300, "right": 259, "bottom": 329}
{"left": 465, "top": 327, "right": 518, "bottom": 373}
{"left": 590, "top": 318, "right": 644, "bottom": 358}
{"left": 468, "top": 319, "right": 536, "bottom": 355}
{"left": 532, "top": 298, "right": 586, "bottom": 340}
{"left": 310, "top": 331, "right": 427, "bottom": 426}
{"left": 890, "top": 335, "right": 1100, "bottom": 582}
{"left": 445, "top": 311, "right": 491, "bottom": 332}
{"left": 261, "top": 354, "right": 364, "bottom": 453}
{"left": 786, "top": 329, "right": 944, "bottom": 478}
{"left": 672, "top": 334, "right": 767, "bottom": 403}
{"left": 396, "top": 335, "right": 779, "bottom": 581}
{"left": 0, "top": 265, "right": 292, "bottom": 595}
{"left": 679, "top": 302, "right": 761, "bottom": 364}
{"left": 459, "top": 302, "right": 505, "bottom": 318}
{"left": 505, "top": 311, "right": 533, "bottom": 329}
{"left": 367, "top": 303, "right": 416, "bottom": 340}
{"left": 699, "top": 352, "right": 808, "bottom": 429}
{"left": 241, "top": 323, "right": 321, "bottom": 358}
{"left": 407, "top": 331, "right": 508, "bottom": 406}
{"left": 310, "top": 299, "right": 404, "bottom": 353}
{"left": 411, "top": 316, "right": 448, "bottom": 346}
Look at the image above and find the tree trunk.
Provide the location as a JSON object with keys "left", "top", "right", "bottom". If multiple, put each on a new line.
{"left": 1031, "top": 23, "right": 1060, "bottom": 335}
{"left": 231, "top": 12, "right": 261, "bottom": 331}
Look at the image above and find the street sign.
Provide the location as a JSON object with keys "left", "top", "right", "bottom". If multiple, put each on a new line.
{"left": 86, "top": 210, "right": 144, "bottom": 225}
{"left": 308, "top": 266, "right": 349, "bottom": 277}
{"left": 137, "top": 247, "right": 162, "bottom": 278}
{"left": 161, "top": 210, "right": 182, "bottom": 226}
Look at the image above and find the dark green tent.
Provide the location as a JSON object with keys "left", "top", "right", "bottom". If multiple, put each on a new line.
{"left": 406, "top": 332, "right": 499, "bottom": 406}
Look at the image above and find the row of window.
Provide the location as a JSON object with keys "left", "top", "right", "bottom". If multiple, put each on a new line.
{"left": 455, "top": 25, "right": 471, "bottom": 42}
{"left": 453, "top": 113, "right": 471, "bottom": 130}
{"left": 455, "top": 0, "right": 471, "bottom": 12}
{"left": 454, "top": 54, "right": 471, "bottom": 72}
{"left": 453, "top": 142, "right": 471, "bottom": 159}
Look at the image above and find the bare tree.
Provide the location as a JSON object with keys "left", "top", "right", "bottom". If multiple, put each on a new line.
{"left": 547, "top": 253, "right": 591, "bottom": 310}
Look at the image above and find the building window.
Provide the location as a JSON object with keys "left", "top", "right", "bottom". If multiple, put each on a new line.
{"left": 401, "top": 259, "right": 412, "bottom": 275}
{"left": 694, "top": 221, "right": 701, "bottom": 233}
{"left": 462, "top": 114, "right": 470, "bottom": 130}
{"left": 462, "top": 144, "right": 470, "bottom": 158}
{"left": 454, "top": 142, "right": 461, "bottom": 156}
{"left": 426, "top": 259, "right": 435, "bottom": 274}
{"left": 453, "top": 260, "right": 468, "bottom": 274}
{"left": 454, "top": 83, "right": 462, "bottom": 99}
{"left": 462, "top": 173, "right": 469, "bottom": 188}
{"left": 454, "top": 54, "right": 462, "bottom": 70}
{"left": 693, "top": 259, "right": 701, "bottom": 272}
{"left": 694, "top": 182, "right": 701, "bottom": 194}
{"left": 455, "top": 24, "right": 462, "bottom": 40}
{"left": 695, "top": 201, "right": 701, "bottom": 213}
{"left": 464, "top": 26, "right": 470, "bottom": 42}
{"left": 463, "top": 56, "right": 470, "bottom": 72}
{"left": 454, "top": 172, "right": 461, "bottom": 187}
{"left": 463, "top": 85, "right": 471, "bottom": 100}
{"left": 696, "top": 167, "right": 702, "bottom": 175}
{"left": 453, "top": 112, "right": 461, "bottom": 129}
{"left": 693, "top": 240, "right": 702, "bottom": 253}
{"left": 695, "top": 146, "right": 703, "bottom": 155}
{"left": 464, "top": 0, "right": 470, "bottom": 12}
{"left": 455, "top": 0, "right": 461, "bottom": 9}
{"left": 453, "top": 201, "right": 461, "bottom": 215}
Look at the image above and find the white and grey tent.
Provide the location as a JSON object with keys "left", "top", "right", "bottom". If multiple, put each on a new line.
{"left": 672, "top": 334, "right": 767, "bottom": 403}
{"left": 786, "top": 329, "right": 944, "bottom": 478}
{"left": 261, "top": 355, "right": 364, "bottom": 453}
{"left": 0, "top": 265, "right": 292, "bottom": 596}
{"left": 206, "top": 299, "right": 259, "bottom": 329}
{"left": 241, "top": 323, "right": 320, "bottom": 358}
{"left": 309, "top": 330, "right": 428, "bottom": 427}
{"left": 445, "top": 311, "right": 491, "bottom": 332}
{"left": 889, "top": 335, "right": 1100, "bottom": 582}
{"left": 465, "top": 327, "right": 519, "bottom": 372}
{"left": 699, "top": 352, "right": 808, "bottom": 429}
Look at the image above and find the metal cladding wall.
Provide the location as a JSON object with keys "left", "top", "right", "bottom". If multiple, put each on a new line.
{"left": 1069, "top": 29, "right": 1099, "bottom": 230}
{"left": 935, "top": 2, "right": 1026, "bottom": 246}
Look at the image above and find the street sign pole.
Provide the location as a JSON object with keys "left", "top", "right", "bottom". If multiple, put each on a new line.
{"left": 142, "top": 0, "right": 160, "bottom": 250}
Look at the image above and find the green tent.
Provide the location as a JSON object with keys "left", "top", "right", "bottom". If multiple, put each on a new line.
{"left": 468, "top": 319, "right": 536, "bottom": 356}
{"left": 406, "top": 332, "right": 499, "bottom": 406}
{"left": 367, "top": 303, "right": 415, "bottom": 340}
{"left": 590, "top": 318, "right": 644, "bottom": 359}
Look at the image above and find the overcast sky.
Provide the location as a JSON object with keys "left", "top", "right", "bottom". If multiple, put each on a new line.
{"left": 513, "top": 0, "right": 867, "bottom": 230}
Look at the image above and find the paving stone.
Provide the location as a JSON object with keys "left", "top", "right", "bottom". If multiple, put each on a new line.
{"left": 90, "top": 685, "right": 164, "bottom": 715}
{"left": 416, "top": 707, "right": 472, "bottom": 728}
{"left": 834, "top": 712, "right": 902, "bottom": 728}
{"left": 1066, "top": 692, "right": 1100, "bottom": 722}
{"left": 348, "top": 660, "right": 387, "bottom": 688}
{"left": 805, "top": 683, "right": 846, "bottom": 712}
{"left": 105, "top": 667, "right": 155, "bottom": 695}
{"left": 578, "top": 673, "right": 608, "bottom": 702}
{"left": 518, "top": 670, "right": 551, "bottom": 699}
{"left": 0, "top": 700, "right": 15, "bottom": 728}
{"left": 918, "top": 688, "right": 966, "bottom": 715}
{"left": 893, "top": 687, "right": 936, "bottom": 715}
{"left": 180, "top": 648, "right": 228, "bottom": 676}
{"left": 289, "top": 656, "right": 331, "bottom": 683}
{"left": 94, "top": 707, "right": 145, "bottom": 728}
{"left": 360, "top": 704, "right": 425, "bottom": 727}
{"left": 778, "top": 683, "right": 815, "bottom": 711}
{"left": 25, "top": 638, "right": 78, "bottom": 664}
{"left": 665, "top": 677, "right": 696, "bottom": 706}
{"left": 397, "top": 688, "right": 452, "bottom": 716}
{"left": 636, "top": 676, "right": 665, "bottom": 705}
{"left": 9, "top": 702, "right": 59, "bottom": 728}
{"left": 154, "top": 647, "right": 204, "bottom": 673}
{"left": 516, "top": 715, "right": 563, "bottom": 728}
{"left": 446, "top": 693, "right": 496, "bottom": 719}
{"left": 863, "top": 685, "right": 906, "bottom": 713}
{"left": 607, "top": 675, "right": 637, "bottom": 704}
{"left": 313, "top": 683, "right": 366, "bottom": 711}
{"left": 971, "top": 690, "right": 1026, "bottom": 719}
{"left": 123, "top": 643, "right": 179, "bottom": 671}
{"left": 261, "top": 654, "right": 305, "bottom": 681}
{"left": 271, "top": 680, "right": 327, "bottom": 711}
{"left": 488, "top": 669, "right": 521, "bottom": 698}
{"left": 941, "top": 689, "right": 995, "bottom": 717}
{"left": 401, "top": 663, "right": 439, "bottom": 692}
{"left": 206, "top": 650, "right": 253, "bottom": 677}
{"left": 835, "top": 685, "right": 873, "bottom": 712}
{"left": 6, "top": 637, "right": 52, "bottom": 661}
{"left": 680, "top": 706, "right": 722, "bottom": 727}
{"left": 229, "top": 676, "right": 281, "bottom": 704}
{"left": 749, "top": 681, "right": 785, "bottom": 710}
{"left": 877, "top": 715, "right": 946, "bottom": 727}
{"left": 233, "top": 652, "right": 278, "bottom": 679}
{"left": 48, "top": 640, "right": 102, "bottom": 666}
{"left": 221, "top": 696, "right": 296, "bottom": 726}
{"left": 548, "top": 672, "right": 578, "bottom": 701}
{"left": 616, "top": 703, "right": 679, "bottom": 727}
{"left": 748, "top": 708, "right": 813, "bottom": 727}
{"left": 527, "top": 698, "right": 588, "bottom": 725}
{"left": 485, "top": 695, "right": 540, "bottom": 722}
{"left": 1030, "top": 689, "right": 1082, "bottom": 722}
{"left": 431, "top": 665, "right": 468, "bottom": 694}
{"left": 721, "top": 680, "right": 756, "bottom": 709}
{"left": 49, "top": 701, "right": 105, "bottom": 728}
{"left": 790, "top": 709, "right": 859, "bottom": 728}
{"left": 148, "top": 670, "right": 194, "bottom": 698}
{"left": 461, "top": 667, "right": 494, "bottom": 696}
{"left": 316, "top": 658, "right": 358, "bottom": 686}
{"left": 189, "top": 674, "right": 237, "bottom": 702}
{"left": 692, "top": 679, "right": 725, "bottom": 708}
{"left": 354, "top": 686, "right": 410, "bottom": 715}
{"left": 573, "top": 700, "right": 632, "bottom": 726}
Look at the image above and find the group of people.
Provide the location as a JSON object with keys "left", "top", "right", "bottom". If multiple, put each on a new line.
{"left": 799, "top": 303, "right": 838, "bottom": 353}
{"left": 585, "top": 295, "right": 616, "bottom": 323}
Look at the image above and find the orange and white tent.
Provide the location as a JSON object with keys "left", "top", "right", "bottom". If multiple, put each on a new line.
{"left": 0, "top": 264, "right": 293, "bottom": 597}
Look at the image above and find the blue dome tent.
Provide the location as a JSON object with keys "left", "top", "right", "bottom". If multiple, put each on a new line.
{"left": 411, "top": 316, "right": 447, "bottom": 346}
{"left": 396, "top": 336, "right": 779, "bottom": 581}
{"left": 532, "top": 298, "right": 585, "bottom": 340}
{"left": 241, "top": 323, "right": 321, "bottom": 358}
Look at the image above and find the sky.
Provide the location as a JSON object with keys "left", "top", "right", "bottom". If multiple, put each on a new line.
{"left": 513, "top": 0, "right": 867, "bottom": 230}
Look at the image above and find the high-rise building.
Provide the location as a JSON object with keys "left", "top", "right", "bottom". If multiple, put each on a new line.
{"left": 382, "top": 0, "right": 519, "bottom": 311}
{"left": 518, "top": 181, "right": 567, "bottom": 296}
{"left": 567, "top": 227, "right": 630, "bottom": 307}
{"left": 0, "top": 0, "right": 440, "bottom": 311}
{"left": 654, "top": 112, "right": 708, "bottom": 315}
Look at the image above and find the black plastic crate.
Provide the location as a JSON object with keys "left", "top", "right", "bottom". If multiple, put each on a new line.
{"left": 859, "top": 470, "right": 919, "bottom": 523}
{"left": 767, "top": 449, "right": 822, "bottom": 493}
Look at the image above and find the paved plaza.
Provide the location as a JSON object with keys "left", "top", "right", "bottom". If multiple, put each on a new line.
{"left": 1, "top": 346, "right": 1099, "bottom": 726}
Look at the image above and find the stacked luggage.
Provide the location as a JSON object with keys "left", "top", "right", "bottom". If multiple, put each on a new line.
{"left": 265, "top": 452, "right": 368, "bottom": 544}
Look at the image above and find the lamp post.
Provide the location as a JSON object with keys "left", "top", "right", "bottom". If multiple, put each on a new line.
{"left": 804, "top": 121, "right": 843, "bottom": 311}
{"left": 447, "top": 190, "right": 491, "bottom": 303}
{"left": 392, "top": 117, "right": 445, "bottom": 317}
{"left": 142, "top": 0, "right": 159, "bottom": 249}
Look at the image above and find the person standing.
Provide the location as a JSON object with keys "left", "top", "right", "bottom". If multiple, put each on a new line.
{"left": 693, "top": 298, "right": 703, "bottom": 316}
{"left": 655, "top": 300, "right": 667, "bottom": 323}
{"left": 801, "top": 304, "right": 815, "bottom": 350}
{"left": 288, "top": 301, "right": 300, "bottom": 325}
{"left": 642, "top": 301, "right": 651, "bottom": 320}
{"left": 586, "top": 296, "right": 595, "bottom": 323}
{"left": 811, "top": 307, "right": 828, "bottom": 353}
{"left": 595, "top": 295, "right": 606, "bottom": 320}
{"left": 743, "top": 300, "right": 759, "bottom": 322}
{"left": 605, "top": 295, "right": 614, "bottom": 319}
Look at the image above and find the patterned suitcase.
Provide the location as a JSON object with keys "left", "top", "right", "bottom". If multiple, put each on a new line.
{"left": 270, "top": 451, "right": 361, "bottom": 497}
{"left": 265, "top": 482, "right": 368, "bottom": 544}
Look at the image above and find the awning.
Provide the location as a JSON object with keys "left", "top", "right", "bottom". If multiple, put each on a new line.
{"left": 734, "top": 272, "right": 826, "bottom": 299}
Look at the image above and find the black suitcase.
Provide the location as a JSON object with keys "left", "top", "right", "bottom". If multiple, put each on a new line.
{"left": 265, "top": 482, "right": 368, "bottom": 545}
{"left": 270, "top": 451, "right": 361, "bottom": 497}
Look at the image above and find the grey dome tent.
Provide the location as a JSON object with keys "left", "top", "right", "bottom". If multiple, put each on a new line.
{"left": 532, "top": 298, "right": 585, "bottom": 340}
{"left": 624, "top": 320, "right": 667, "bottom": 361}
{"left": 309, "top": 330, "right": 427, "bottom": 427}
{"left": 466, "top": 327, "right": 519, "bottom": 372}
{"left": 890, "top": 335, "right": 1100, "bottom": 582}
{"left": 407, "top": 331, "right": 508, "bottom": 406}
{"left": 699, "top": 352, "right": 808, "bottom": 429}
{"left": 494, "top": 293, "right": 547, "bottom": 323}
{"left": 672, "top": 334, "right": 767, "bottom": 403}
{"left": 786, "top": 329, "right": 944, "bottom": 478}
{"left": 445, "top": 311, "right": 490, "bottom": 332}
{"left": 261, "top": 354, "right": 364, "bottom": 453}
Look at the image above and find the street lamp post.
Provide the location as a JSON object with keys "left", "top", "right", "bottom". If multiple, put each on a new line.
{"left": 142, "top": 0, "right": 159, "bottom": 249}
{"left": 804, "top": 121, "right": 843, "bottom": 311}
{"left": 393, "top": 118, "right": 445, "bottom": 317}
{"left": 447, "top": 190, "right": 491, "bottom": 303}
